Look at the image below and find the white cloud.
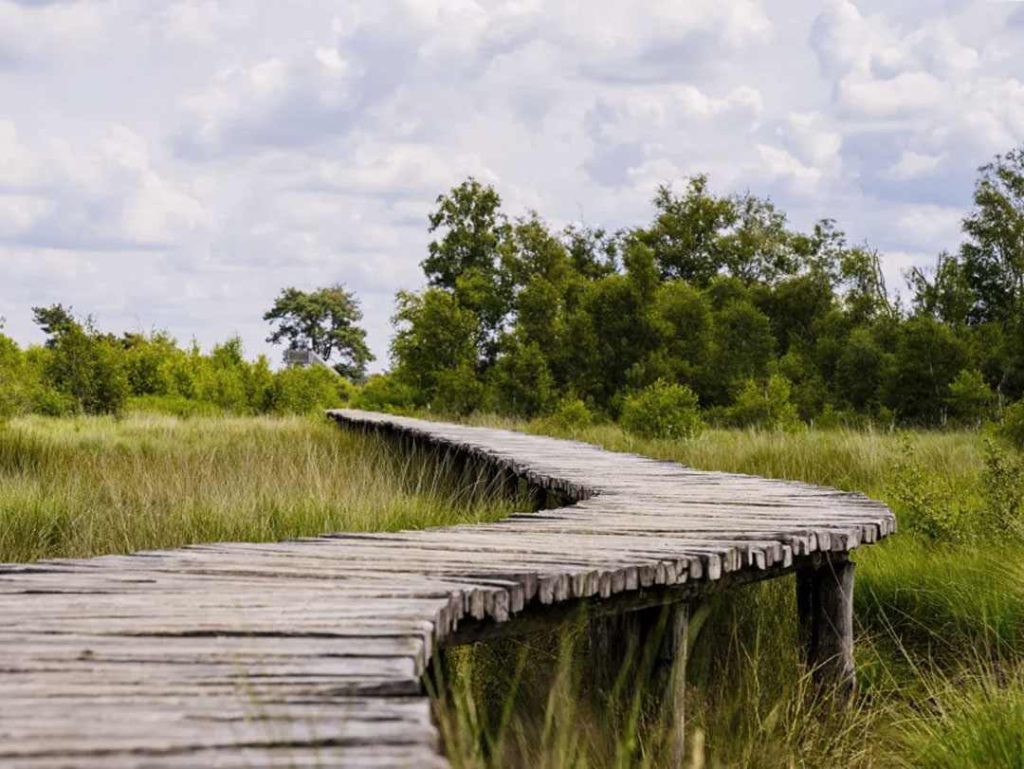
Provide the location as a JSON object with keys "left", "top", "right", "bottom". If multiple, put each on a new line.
{"left": 1, "top": 0, "right": 1020, "bottom": 364}
{"left": 0, "top": 0, "right": 108, "bottom": 67}
{"left": 884, "top": 150, "right": 944, "bottom": 181}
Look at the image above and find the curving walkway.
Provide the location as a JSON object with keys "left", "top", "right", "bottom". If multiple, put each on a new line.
{"left": 0, "top": 410, "right": 895, "bottom": 768}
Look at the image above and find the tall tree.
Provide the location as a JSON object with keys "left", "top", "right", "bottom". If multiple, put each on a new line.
{"left": 422, "top": 179, "right": 512, "bottom": 363}
{"left": 263, "top": 285, "right": 373, "bottom": 381}
{"left": 639, "top": 176, "right": 736, "bottom": 285}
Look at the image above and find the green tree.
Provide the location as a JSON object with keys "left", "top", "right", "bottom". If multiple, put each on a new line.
{"left": 707, "top": 300, "right": 775, "bottom": 404}
{"left": 391, "top": 289, "right": 481, "bottom": 408}
{"left": 640, "top": 176, "right": 736, "bottom": 284}
{"left": 959, "top": 148, "right": 1024, "bottom": 323}
{"left": 264, "top": 285, "right": 373, "bottom": 380}
{"left": 31, "top": 306, "right": 129, "bottom": 415}
{"left": 884, "top": 316, "right": 967, "bottom": 424}
{"left": 0, "top": 333, "right": 31, "bottom": 420}
{"left": 490, "top": 337, "right": 555, "bottom": 418}
{"left": 947, "top": 369, "right": 996, "bottom": 427}
{"left": 720, "top": 193, "right": 797, "bottom": 284}
{"left": 422, "top": 179, "right": 512, "bottom": 361}
{"left": 834, "top": 327, "right": 890, "bottom": 412}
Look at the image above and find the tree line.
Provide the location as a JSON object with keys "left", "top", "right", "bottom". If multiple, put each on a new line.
{"left": 377, "top": 149, "right": 1024, "bottom": 437}
{"left": 2, "top": 146, "right": 1024, "bottom": 442}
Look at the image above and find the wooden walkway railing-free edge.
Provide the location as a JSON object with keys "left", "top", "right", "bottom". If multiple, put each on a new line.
{"left": 0, "top": 409, "right": 895, "bottom": 768}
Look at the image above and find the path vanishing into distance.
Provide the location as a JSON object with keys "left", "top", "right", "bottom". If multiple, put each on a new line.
{"left": 0, "top": 410, "right": 895, "bottom": 768}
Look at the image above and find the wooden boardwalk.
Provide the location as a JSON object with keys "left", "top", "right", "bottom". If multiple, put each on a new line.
{"left": 0, "top": 409, "right": 895, "bottom": 768}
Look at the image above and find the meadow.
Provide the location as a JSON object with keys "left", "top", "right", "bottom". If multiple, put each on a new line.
{"left": 0, "top": 414, "right": 519, "bottom": 562}
{"left": 1, "top": 414, "right": 1022, "bottom": 767}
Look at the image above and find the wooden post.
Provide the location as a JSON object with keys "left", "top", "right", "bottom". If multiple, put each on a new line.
{"left": 590, "top": 602, "right": 689, "bottom": 765}
{"left": 795, "top": 554, "right": 855, "bottom": 694}
{"left": 661, "top": 603, "right": 689, "bottom": 768}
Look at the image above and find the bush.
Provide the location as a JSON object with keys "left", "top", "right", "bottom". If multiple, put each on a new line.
{"left": 727, "top": 374, "right": 800, "bottom": 431}
{"left": 268, "top": 366, "right": 350, "bottom": 415}
{"left": 0, "top": 334, "right": 31, "bottom": 420}
{"left": 45, "top": 327, "right": 129, "bottom": 415}
{"left": 999, "top": 401, "right": 1024, "bottom": 451}
{"left": 947, "top": 369, "right": 995, "bottom": 427}
{"left": 980, "top": 440, "right": 1024, "bottom": 539}
{"left": 433, "top": 365, "right": 485, "bottom": 417}
{"left": 891, "top": 437, "right": 966, "bottom": 543}
{"left": 813, "top": 404, "right": 873, "bottom": 431}
{"left": 620, "top": 380, "right": 703, "bottom": 440}
{"left": 352, "top": 374, "right": 417, "bottom": 414}
{"left": 543, "top": 397, "right": 594, "bottom": 434}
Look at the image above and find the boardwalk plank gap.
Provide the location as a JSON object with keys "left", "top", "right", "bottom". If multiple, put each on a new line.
{"left": 0, "top": 409, "right": 895, "bottom": 767}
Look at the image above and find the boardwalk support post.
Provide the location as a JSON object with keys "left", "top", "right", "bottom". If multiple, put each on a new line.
{"left": 795, "top": 554, "right": 855, "bottom": 694}
{"left": 657, "top": 603, "right": 689, "bottom": 768}
{"left": 591, "top": 602, "right": 689, "bottom": 765}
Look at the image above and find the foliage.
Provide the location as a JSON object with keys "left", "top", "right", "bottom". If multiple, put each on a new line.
{"left": 620, "top": 380, "right": 703, "bottom": 440}
{"left": 489, "top": 338, "right": 554, "bottom": 418}
{"left": 0, "top": 334, "right": 33, "bottom": 420}
{"left": 542, "top": 397, "right": 594, "bottom": 434}
{"left": 263, "top": 284, "right": 374, "bottom": 380}
{"left": 382, "top": 146, "right": 1024, "bottom": 434}
{"left": 352, "top": 373, "right": 417, "bottom": 414}
{"left": 890, "top": 436, "right": 967, "bottom": 542}
{"left": 32, "top": 306, "right": 130, "bottom": 415}
{"left": 266, "top": 365, "right": 352, "bottom": 415}
{"left": 948, "top": 369, "right": 996, "bottom": 426}
{"left": 980, "top": 440, "right": 1024, "bottom": 538}
{"left": 999, "top": 401, "right": 1024, "bottom": 450}
{"left": 726, "top": 374, "right": 800, "bottom": 431}
{"left": 391, "top": 289, "right": 480, "bottom": 409}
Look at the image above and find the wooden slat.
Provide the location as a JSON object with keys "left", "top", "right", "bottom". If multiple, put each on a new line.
{"left": 0, "top": 409, "right": 895, "bottom": 768}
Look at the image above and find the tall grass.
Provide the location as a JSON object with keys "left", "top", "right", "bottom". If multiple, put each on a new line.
{"left": 437, "top": 417, "right": 1024, "bottom": 769}
{"left": 5, "top": 413, "right": 1024, "bottom": 767}
{"left": 0, "top": 413, "right": 517, "bottom": 562}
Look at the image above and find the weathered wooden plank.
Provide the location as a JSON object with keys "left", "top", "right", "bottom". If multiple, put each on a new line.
{"left": 0, "top": 409, "right": 894, "bottom": 768}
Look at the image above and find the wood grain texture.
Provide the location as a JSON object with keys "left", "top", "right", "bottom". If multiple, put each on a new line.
{"left": 0, "top": 409, "right": 895, "bottom": 768}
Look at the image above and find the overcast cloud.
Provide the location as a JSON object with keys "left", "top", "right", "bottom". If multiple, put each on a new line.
{"left": 2, "top": 0, "right": 1023, "bottom": 367}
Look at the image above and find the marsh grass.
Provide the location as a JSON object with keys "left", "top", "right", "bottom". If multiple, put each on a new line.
{"left": 0, "top": 413, "right": 519, "bottom": 562}
{"left": 6, "top": 412, "right": 1024, "bottom": 767}
{"left": 435, "top": 416, "right": 1024, "bottom": 768}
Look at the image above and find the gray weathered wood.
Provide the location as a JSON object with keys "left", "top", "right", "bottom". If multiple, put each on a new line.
{"left": 0, "top": 409, "right": 893, "bottom": 767}
{"left": 796, "top": 553, "right": 856, "bottom": 693}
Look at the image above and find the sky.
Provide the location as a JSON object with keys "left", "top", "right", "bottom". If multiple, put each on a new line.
{"left": 2, "top": 0, "right": 1024, "bottom": 369}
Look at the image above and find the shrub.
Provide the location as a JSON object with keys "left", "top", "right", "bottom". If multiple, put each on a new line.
{"left": 890, "top": 436, "right": 966, "bottom": 543}
{"left": 999, "top": 401, "right": 1024, "bottom": 451}
{"left": 45, "top": 327, "right": 129, "bottom": 415}
{"left": 947, "top": 369, "right": 995, "bottom": 427}
{"left": 352, "top": 374, "right": 417, "bottom": 414}
{"left": 620, "top": 380, "right": 703, "bottom": 440}
{"left": 543, "top": 397, "right": 594, "bottom": 434}
{"left": 433, "top": 365, "right": 485, "bottom": 417}
{"left": 0, "top": 334, "right": 31, "bottom": 420}
{"left": 490, "top": 339, "right": 555, "bottom": 418}
{"left": 727, "top": 374, "right": 800, "bottom": 431}
{"left": 268, "top": 366, "right": 350, "bottom": 415}
{"left": 980, "top": 440, "right": 1024, "bottom": 539}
